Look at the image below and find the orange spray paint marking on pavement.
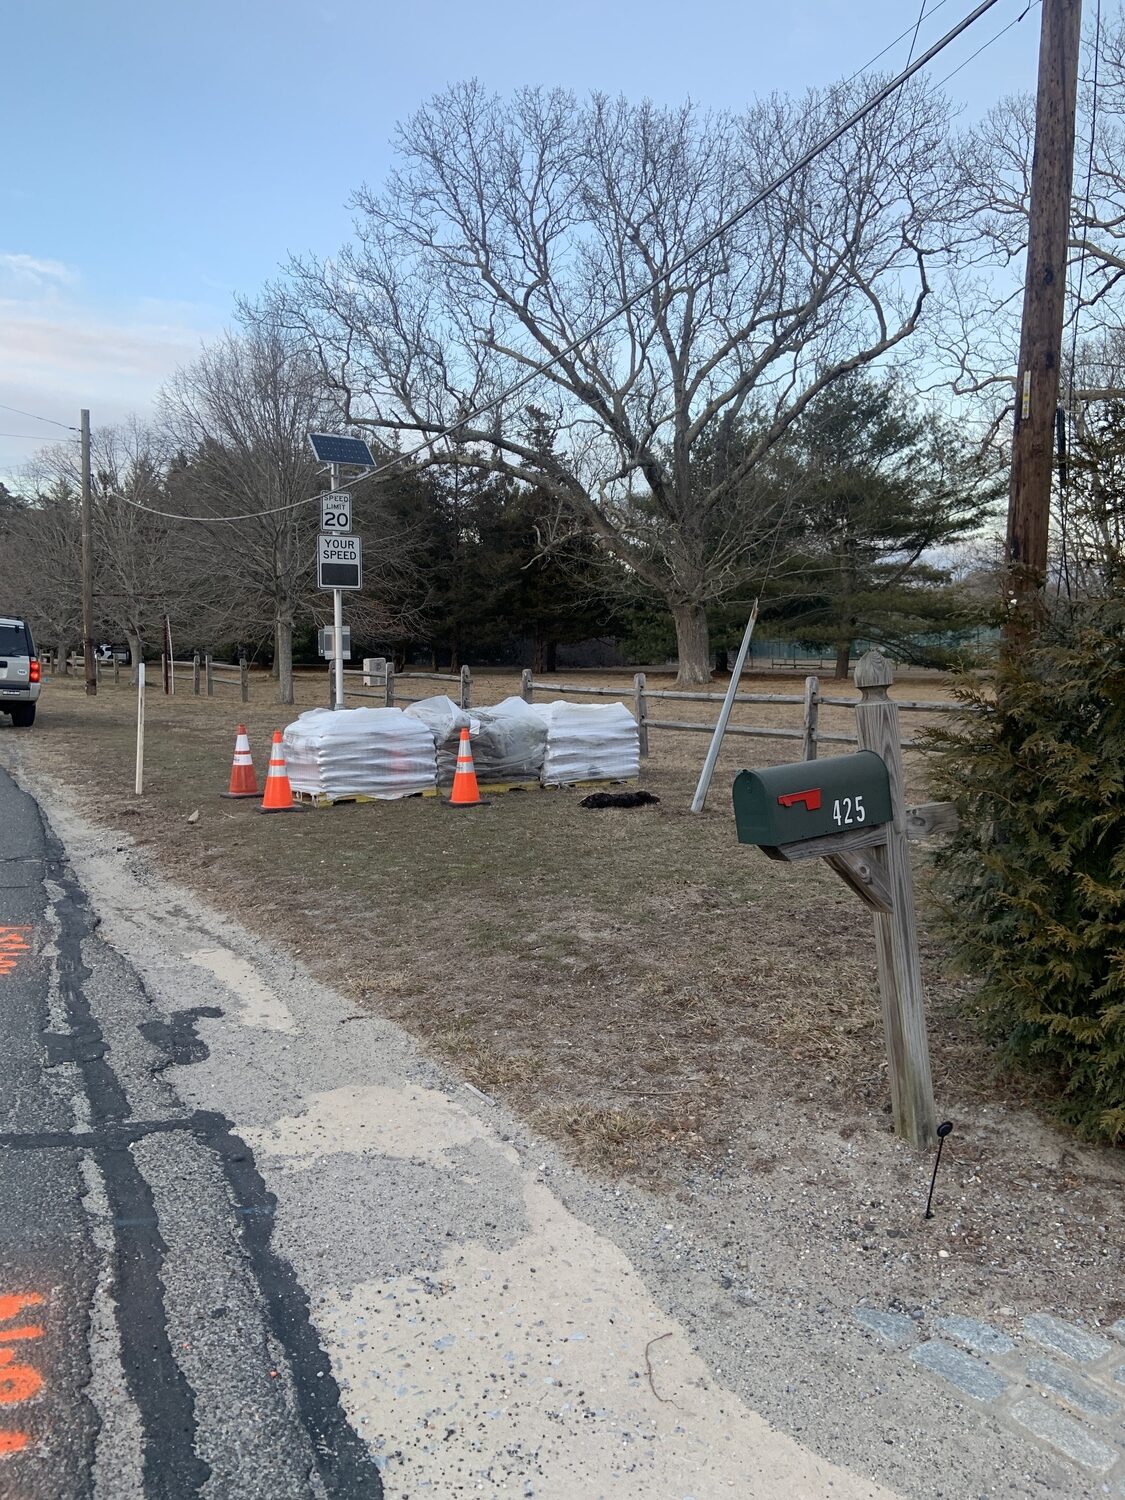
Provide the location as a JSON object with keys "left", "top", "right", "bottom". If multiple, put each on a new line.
{"left": 0, "top": 1292, "right": 46, "bottom": 1456}
{"left": 0, "top": 1297, "right": 43, "bottom": 1324}
{"left": 0, "top": 929, "right": 32, "bottom": 977}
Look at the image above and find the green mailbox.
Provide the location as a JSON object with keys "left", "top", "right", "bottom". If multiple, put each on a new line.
{"left": 732, "top": 750, "right": 893, "bottom": 854}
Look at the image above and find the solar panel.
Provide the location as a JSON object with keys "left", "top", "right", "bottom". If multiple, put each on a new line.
{"left": 308, "top": 432, "right": 375, "bottom": 466}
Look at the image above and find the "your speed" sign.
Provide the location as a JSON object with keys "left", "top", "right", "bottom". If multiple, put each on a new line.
{"left": 317, "top": 533, "right": 363, "bottom": 590}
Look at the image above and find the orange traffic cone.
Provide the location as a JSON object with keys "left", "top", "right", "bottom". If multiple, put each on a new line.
{"left": 221, "top": 725, "right": 259, "bottom": 798}
{"left": 447, "top": 726, "right": 488, "bottom": 807}
{"left": 259, "top": 731, "right": 302, "bottom": 814}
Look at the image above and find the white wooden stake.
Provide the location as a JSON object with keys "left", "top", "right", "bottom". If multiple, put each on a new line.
{"left": 135, "top": 662, "right": 146, "bottom": 796}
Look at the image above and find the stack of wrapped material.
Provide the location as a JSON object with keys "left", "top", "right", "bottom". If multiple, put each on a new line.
{"left": 530, "top": 701, "right": 640, "bottom": 785}
{"left": 405, "top": 695, "right": 546, "bottom": 786}
{"left": 281, "top": 707, "right": 437, "bottom": 802}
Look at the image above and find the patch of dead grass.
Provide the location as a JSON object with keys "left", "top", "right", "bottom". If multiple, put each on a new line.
{"left": 0, "top": 667, "right": 1088, "bottom": 1181}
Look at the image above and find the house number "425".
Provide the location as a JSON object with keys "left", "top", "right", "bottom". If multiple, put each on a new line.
{"left": 832, "top": 795, "right": 866, "bottom": 827}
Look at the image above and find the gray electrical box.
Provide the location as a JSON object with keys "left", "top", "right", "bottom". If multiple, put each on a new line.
{"left": 318, "top": 628, "right": 351, "bottom": 660}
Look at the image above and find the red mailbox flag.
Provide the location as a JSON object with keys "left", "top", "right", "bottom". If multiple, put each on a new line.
{"left": 777, "top": 788, "right": 822, "bottom": 811}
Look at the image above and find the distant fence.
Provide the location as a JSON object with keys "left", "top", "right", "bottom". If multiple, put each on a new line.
{"left": 338, "top": 660, "right": 967, "bottom": 756}
{"left": 56, "top": 648, "right": 967, "bottom": 752}
{"left": 63, "top": 651, "right": 250, "bottom": 703}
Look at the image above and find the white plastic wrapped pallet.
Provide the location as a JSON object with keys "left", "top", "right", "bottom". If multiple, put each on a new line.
{"left": 282, "top": 707, "right": 437, "bottom": 802}
{"left": 531, "top": 701, "right": 640, "bottom": 785}
{"left": 405, "top": 694, "right": 546, "bottom": 785}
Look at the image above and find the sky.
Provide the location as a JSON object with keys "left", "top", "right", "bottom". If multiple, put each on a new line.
{"left": 0, "top": 0, "right": 1044, "bottom": 485}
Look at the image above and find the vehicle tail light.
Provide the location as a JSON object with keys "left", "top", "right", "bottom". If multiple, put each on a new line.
{"left": 29, "top": 659, "right": 41, "bottom": 683}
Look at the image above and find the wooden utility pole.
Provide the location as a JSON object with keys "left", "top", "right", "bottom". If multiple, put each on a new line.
{"left": 80, "top": 408, "right": 97, "bottom": 696}
{"left": 1006, "top": 0, "right": 1083, "bottom": 611}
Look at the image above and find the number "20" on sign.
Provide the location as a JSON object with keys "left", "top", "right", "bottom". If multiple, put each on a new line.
{"left": 832, "top": 795, "right": 866, "bottom": 827}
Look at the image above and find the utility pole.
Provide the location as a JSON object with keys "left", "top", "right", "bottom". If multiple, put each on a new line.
{"left": 1005, "top": 0, "right": 1083, "bottom": 624}
{"left": 80, "top": 408, "right": 97, "bottom": 696}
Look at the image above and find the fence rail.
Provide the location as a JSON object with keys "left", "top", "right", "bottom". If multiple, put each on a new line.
{"left": 58, "top": 647, "right": 967, "bottom": 756}
{"left": 205, "top": 654, "right": 249, "bottom": 703}
{"left": 61, "top": 651, "right": 251, "bottom": 702}
{"left": 331, "top": 661, "right": 967, "bottom": 757}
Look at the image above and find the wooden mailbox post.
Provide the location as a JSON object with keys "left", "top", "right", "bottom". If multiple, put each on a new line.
{"left": 853, "top": 651, "right": 937, "bottom": 1150}
{"left": 733, "top": 650, "right": 955, "bottom": 1150}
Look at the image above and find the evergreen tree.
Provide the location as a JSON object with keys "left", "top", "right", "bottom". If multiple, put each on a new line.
{"left": 482, "top": 482, "right": 620, "bottom": 671}
{"left": 932, "top": 590, "right": 1125, "bottom": 1143}
{"left": 771, "top": 374, "right": 1001, "bottom": 677}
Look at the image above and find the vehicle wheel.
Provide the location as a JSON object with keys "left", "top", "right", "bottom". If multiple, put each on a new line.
{"left": 8, "top": 704, "right": 35, "bottom": 727}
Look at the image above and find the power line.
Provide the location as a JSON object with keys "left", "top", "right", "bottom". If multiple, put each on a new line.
{"left": 0, "top": 402, "right": 78, "bottom": 431}
{"left": 841, "top": 0, "right": 953, "bottom": 87}
{"left": 0, "top": 432, "right": 67, "bottom": 441}
{"left": 929, "top": 0, "right": 1039, "bottom": 90}
{"left": 98, "top": 0, "right": 1011, "bottom": 526}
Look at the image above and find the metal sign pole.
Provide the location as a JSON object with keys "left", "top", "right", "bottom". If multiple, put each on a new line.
{"left": 330, "top": 463, "right": 344, "bottom": 710}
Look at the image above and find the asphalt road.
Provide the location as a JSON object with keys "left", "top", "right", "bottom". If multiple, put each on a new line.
{"left": 0, "top": 766, "right": 382, "bottom": 1498}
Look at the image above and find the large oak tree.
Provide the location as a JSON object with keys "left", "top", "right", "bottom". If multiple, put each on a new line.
{"left": 277, "top": 78, "right": 977, "bottom": 682}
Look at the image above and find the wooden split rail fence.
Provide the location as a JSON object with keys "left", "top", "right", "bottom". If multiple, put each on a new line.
{"left": 62, "top": 652, "right": 250, "bottom": 702}
{"left": 341, "top": 660, "right": 965, "bottom": 756}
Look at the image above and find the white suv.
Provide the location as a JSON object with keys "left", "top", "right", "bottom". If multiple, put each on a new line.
{"left": 0, "top": 617, "right": 42, "bottom": 727}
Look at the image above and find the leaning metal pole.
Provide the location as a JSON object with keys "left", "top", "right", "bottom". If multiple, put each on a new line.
{"left": 690, "top": 601, "right": 759, "bottom": 814}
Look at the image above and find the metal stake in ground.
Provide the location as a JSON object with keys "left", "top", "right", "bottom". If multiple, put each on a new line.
{"left": 690, "top": 601, "right": 759, "bottom": 814}
{"left": 924, "top": 1121, "right": 954, "bottom": 1219}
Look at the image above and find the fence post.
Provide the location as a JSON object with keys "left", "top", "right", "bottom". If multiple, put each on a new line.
{"left": 385, "top": 664, "right": 395, "bottom": 707}
{"left": 204, "top": 654, "right": 213, "bottom": 696}
{"left": 239, "top": 655, "right": 248, "bottom": 704}
{"left": 459, "top": 664, "right": 472, "bottom": 711}
{"left": 113, "top": 657, "right": 120, "bottom": 686}
{"left": 192, "top": 652, "right": 200, "bottom": 695}
{"left": 521, "top": 668, "right": 533, "bottom": 703}
{"left": 802, "top": 675, "right": 820, "bottom": 760}
{"left": 633, "top": 672, "right": 649, "bottom": 758}
{"left": 853, "top": 650, "right": 936, "bottom": 1151}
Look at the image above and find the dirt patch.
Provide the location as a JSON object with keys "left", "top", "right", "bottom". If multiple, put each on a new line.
{"left": 2, "top": 665, "right": 1120, "bottom": 1330}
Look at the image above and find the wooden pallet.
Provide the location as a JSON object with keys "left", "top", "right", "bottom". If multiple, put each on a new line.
{"left": 292, "top": 787, "right": 441, "bottom": 808}
{"left": 294, "top": 777, "right": 639, "bottom": 806}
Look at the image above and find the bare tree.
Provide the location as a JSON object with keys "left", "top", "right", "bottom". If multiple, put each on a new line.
{"left": 88, "top": 419, "right": 204, "bottom": 675}
{"left": 162, "top": 322, "right": 420, "bottom": 701}
{"left": 4, "top": 423, "right": 199, "bottom": 679}
{"left": 952, "top": 5, "right": 1125, "bottom": 416}
{"left": 0, "top": 469, "right": 82, "bottom": 666}
{"left": 162, "top": 325, "right": 336, "bottom": 704}
{"left": 277, "top": 80, "right": 976, "bottom": 681}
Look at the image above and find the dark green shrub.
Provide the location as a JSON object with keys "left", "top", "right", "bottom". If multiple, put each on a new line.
{"left": 931, "top": 592, "right": 1125, "bottom": 1144}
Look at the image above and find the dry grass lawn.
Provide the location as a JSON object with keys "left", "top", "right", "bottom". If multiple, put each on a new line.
{"left": 5, "top": 662, "right": 993, "bottom": 1167}
{"left": 6, "top": 661, "right": 1123, "bottom": 1327}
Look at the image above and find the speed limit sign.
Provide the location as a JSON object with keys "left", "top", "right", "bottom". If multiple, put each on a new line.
{"left": 319, "top": 493, "right": 352, "bottom": 532}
